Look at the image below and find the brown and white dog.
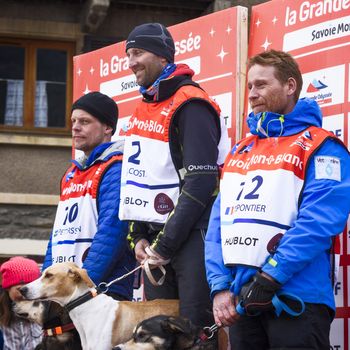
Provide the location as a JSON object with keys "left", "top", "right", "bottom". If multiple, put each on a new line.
{"left": 13, "top": 300, "right": 82, "bottom": 350}
{"left": 19, "top": 262, "right": 179, "bottom": 350}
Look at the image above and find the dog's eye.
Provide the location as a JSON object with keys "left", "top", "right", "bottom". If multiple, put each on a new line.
{"left": 135, "top": 331, "right": 150, "bottom": 342}
{"left": 45, "top": 273, "right": 53, "bottom": 279}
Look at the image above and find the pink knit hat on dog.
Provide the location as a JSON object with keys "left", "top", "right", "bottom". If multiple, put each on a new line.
{"left": 0, "top": 256, "right": 40, "bottom": 289}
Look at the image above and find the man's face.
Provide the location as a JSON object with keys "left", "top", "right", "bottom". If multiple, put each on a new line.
{"left": 71, "top": 110, "right": 111, "bottom": 155}
{"left": 247, "top": 64, "right": 294, "bottom": 115}
{"left": 127, "top": 48, "right": 166, "bottom": 88}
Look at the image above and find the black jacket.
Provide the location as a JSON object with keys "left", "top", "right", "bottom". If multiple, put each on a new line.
{"left": 128, "top": 73, "right": 221, "bottom": 259}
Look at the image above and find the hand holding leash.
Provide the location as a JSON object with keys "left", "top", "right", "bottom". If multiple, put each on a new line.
{"left": 213, "top": 290, "right": 240, "bottom": 327}
{"left": 236, "top": 272, "right": 306, "bottom": 317}
{"left": 134, "top": 239, "right": 150, "bottom": 263}
{"left": 145, "top": 246, "right": 170, "bottom": 267}
{"left": 139, "top": 247, "right": 170, "bottom": 287}
{"left": 237, "top": 272, "right": 281, "bottom": 316}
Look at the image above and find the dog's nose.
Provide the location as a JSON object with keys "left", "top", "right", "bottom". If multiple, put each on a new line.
{"left": 19, "top": 286, "right": 28, "bottom": 297}
{"left": 113, "top": 347, "right": 121, "bottom": 350}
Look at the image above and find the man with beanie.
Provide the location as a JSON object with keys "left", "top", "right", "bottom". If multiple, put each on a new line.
{"left": 120, "top": 23, "right": 229, "bottom": 334}
{"left": 43, "top": 91, "right": 135, "bottom": 301}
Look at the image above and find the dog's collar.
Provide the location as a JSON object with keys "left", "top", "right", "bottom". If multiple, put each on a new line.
{"left": 43, "top": 322, "right": 76, "bottom": 337}
{"left": 197, "top": 330, "right": 210, "bottom": 343}
{"left": 192, "top": 324, "right": 218, "bottom": 348}
{"left": 65, "top": 289, "right": 100, "bottom": 312}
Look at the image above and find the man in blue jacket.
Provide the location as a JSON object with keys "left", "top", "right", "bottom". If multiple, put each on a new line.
{"left": 43, "top": 91, "right": 135, "bottom": 301}
{"left": 205, "top": 50, "right": 350, "bottom": 349}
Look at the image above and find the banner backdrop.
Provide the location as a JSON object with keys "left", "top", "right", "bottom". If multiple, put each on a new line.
{"left": 247, "top": 1, "right": 350, "bottom": 348}
{"left": 73, "top": 6, "right": 248, "bottom": 147}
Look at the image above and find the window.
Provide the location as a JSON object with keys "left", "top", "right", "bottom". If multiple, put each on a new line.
{"left": 0, "top": 38, "right": 74, "bottom": 134}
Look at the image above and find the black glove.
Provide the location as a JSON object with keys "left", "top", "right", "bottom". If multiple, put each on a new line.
{"left": 239, "top": 272, "right": 281, "bottom": 316}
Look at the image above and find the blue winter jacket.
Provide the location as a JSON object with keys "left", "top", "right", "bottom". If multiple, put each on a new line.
{"left": 205, "top": 98, "right": 350, "bottom": 310}
{"left": 43, "top": 141, "right": 136, "bottom": 299}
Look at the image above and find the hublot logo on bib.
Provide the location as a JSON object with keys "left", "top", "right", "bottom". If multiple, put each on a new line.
{"left": 124, "top": 197, "right": 149, "bottom": 207}
{"left": 54, "top": 255, "right": 76, "bottom": 264}
{"left": 224, "top": 236, "right": 259, "bottom": 246}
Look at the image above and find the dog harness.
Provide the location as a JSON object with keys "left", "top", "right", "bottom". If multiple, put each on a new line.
{"left": 220, "top": 126, "right": 334, "bottom": 267}
{"left": 43, "top": 323, "right": 76, "bottom": 337}
{"left": 42, "top": 300, "right": 77, "bottom": 337}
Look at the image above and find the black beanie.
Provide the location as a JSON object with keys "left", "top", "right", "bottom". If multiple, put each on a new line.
{"left": 71, "top": 92, "right": 118, "bottom": 134}
{"left": 126, "top": 23, "right": 175, "bottom": 63}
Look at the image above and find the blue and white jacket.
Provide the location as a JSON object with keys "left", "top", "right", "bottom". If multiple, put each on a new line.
{"left": 205, "top": 98, "right": 350, "bottom": 310}
{"left": 43, "top": 141, "right": 135, "bottom": 300}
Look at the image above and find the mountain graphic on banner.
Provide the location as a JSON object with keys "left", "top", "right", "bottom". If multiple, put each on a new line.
{"left": 306, "top": 79, "right": 328, "bottom": 92}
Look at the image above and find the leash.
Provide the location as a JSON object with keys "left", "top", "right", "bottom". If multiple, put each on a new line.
{"left": 236, "top": 291, "right": 305, "bottom": 317}
{"left": 201, "top": 323, "right": 219, "bottom": 340}
{"left": 65, "top": 263, "right": 165, "bottom": 311}
{"left": 98, "top": 265, "right": 143, "bottom": 293}
{"left": 143, "top": 260, "right": 166, "bottom": 286}
{"left": 190, "top": 323, "right": 220, "bottom": 347}
{"left": 98, "top": 261, "right": 166, "bottom": 293}
{"left": 271, "top": 292, "right": 305, "bottom": 316}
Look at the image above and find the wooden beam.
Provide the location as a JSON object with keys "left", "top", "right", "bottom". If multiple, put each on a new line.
{"left": 0, "top": 193, "right": 59, "bottom": 206}
{"left": 0, "top": 239, "right": 47, "bottom": 256}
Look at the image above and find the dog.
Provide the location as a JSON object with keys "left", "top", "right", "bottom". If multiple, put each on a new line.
{"left": 19, "top": 262, "right": 179, "bottom": 350}
{"left": 114, "top": 314, "right": 218, "bottom": 350}
{"left": 13, "top": 299, "right": 82, "bottom": 350}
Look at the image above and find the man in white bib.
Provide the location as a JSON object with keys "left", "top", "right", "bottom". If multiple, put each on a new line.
{"left": 205, "top": 50, "right": 350, "bottom": 349}
{"left": 43, "top": 92, "right": 135, "bottom": 301}
{"left": 121, "top": 23, "right": 229, "bottom": 334}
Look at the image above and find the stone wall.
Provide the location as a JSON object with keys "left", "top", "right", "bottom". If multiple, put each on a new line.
{"left": 0, "top": 144, "right": 70, "bottom": 195}
{"left": 0, "top": 204, "right": 55, "bottom": 240}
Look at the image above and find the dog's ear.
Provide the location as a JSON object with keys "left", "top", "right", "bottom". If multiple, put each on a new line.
{"left": 161, "top": 316, "right": 192, "bottom": 335}
{"left": 78, "top": 268, "right": 95, "bottom": 288}
{"left": 67, "top": 267, "right": 94, "bottom": 288}
{"left": 68, "top": 267, "right": 80, "bottom": 282}
{"left": 162, "top": 316, "right": 198, "bottom": 349}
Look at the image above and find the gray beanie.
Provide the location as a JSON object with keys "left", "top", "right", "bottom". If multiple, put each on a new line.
{"left": 126, "top": 23, "right": 175, "bottom": 63}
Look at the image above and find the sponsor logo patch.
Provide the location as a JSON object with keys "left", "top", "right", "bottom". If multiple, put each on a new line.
{"left": 187, "top": 164, "right": 217, "bottom": 172}
{"left": 238, "top": 141, "right": 254, "bottom": 154}
{"left": 154, "top": 193, "right": 174, "bottom": 215}
{"left": 315, "top": 156, "right": 341, "bottom": 182}
{"left": 267, "top": 233, "right": 283, "bottom": 254}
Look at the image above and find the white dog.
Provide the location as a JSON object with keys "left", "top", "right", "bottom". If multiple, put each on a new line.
{"left": 20, "top": 262, "right": 179, "bottom": 350}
